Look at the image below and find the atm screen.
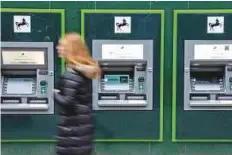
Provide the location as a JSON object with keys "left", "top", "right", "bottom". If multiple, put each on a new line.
{"left": 2, "top": 50, "right": 45, "bottom": 65}
{"left": 104, "top": 75, "right": 130, "bottom": 91}
{"left": 4, "top": 77, "right": 36, "bottom": 95}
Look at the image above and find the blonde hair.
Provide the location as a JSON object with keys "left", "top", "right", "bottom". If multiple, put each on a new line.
{"left": 62, "top": 32, "right": 101, "bottom": 79}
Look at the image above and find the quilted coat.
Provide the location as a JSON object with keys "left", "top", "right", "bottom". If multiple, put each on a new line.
{"left": 54, "top": 67, "right": 94, "bottom": 155}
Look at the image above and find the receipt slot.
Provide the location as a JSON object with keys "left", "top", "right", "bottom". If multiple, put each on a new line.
{"left": 184, "top": 40, "right": 232, "bottom": 110}
{"left": 0, "top": 42, "right": 54, "bottom": 114}
{"left": 92, "top": 40, "right": 153, "bottom": 110}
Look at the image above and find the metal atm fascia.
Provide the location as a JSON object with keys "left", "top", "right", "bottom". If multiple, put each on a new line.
{"left": 184, "top": 40, "right": 232, "bottom": 110}
{"left": 92, "top": 40, "right": 153, "bottom": 111}
{"left": 0, "top": 42, "right": 54, "bottom": 114}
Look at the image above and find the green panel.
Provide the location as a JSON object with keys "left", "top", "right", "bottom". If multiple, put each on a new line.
{"left": 2, "top": 1, "right": 232, "bottom": 155}
{"left": 172, "top": 10, "right": 232, "bottom": 142}
{"left": 1, "top": 1, "right": 50, "bottom": 8}
{"left": 1, "top": 9, "right": 65, "bottom": 142}
{"left": 186, "top": 1, "right": 232, "bottom": 9}
{"left": 82, "top": 10, "right": 164, "bottom": 142}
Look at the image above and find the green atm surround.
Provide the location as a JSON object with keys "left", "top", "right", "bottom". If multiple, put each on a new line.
{"left": 81, "top": 9, "right": 165, "bottom": 142}
{"left": 0, "top": 8, "right": 65, "bottom": 143}
{"left": 172, "top": 9, "right": 232, "bottom": 143}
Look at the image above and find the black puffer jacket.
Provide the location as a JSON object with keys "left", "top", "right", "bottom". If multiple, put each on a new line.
{"left": 54, "top": 68, "right": 94, "bottom": 155}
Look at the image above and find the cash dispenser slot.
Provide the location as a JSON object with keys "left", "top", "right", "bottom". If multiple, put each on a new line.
{"left": 27, "top": 97, "right": 48, "bottom": 104}
{"left": 98, "top": 93, "right": 120, "bottom": 107}
{"left": 99, "top": 93, "right": 119, "bottom": 100}
{"left": 215, "top": 95, "right": 232, "bottom": 106}
{"left": 217, "top": 94, "right": 232, "bottom": 100}
{"left": 190, "top": 94, "right": 210, "bottom": 100}
{"left": 189, "top": 94, "right": 211, "bottom": 107}
{"left": 125, "top": 94, "right": 146, "bottom": 100}
{"left": 1, "top": 97, "right": 22, "bottom": 103}
{"left": 125, "top": 94, "right": 147, "bottom": 106}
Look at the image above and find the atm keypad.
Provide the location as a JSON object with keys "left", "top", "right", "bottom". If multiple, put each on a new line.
{"left": 138, "top": 77, "right": 145, "bottom": 91}
{"left": 39, "top": 80, "right": 47, "bottom": 94}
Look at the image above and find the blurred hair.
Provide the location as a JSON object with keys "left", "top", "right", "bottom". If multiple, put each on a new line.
{"left": 63, "top": 32, "right": 101, "bottom": 79}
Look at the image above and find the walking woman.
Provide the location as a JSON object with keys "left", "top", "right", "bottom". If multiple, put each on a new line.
{"left": 54, "top": 32, "right": 101, "bottom": 155}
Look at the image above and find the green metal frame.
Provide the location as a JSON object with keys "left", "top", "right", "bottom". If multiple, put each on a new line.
{"left": 81, "top": 9, "right": 165, "bottom": 143}
{"left": 172, "top": 9, "right": 232, "bottom": 143}
{"left": 0, "top": 8, "right": 65, "bottom": 143}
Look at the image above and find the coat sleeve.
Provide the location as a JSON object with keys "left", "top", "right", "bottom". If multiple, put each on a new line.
{"left": 54, "top": 79, "right": 81, "bottom": 107}
{"left": 54, "top": 91, "right": 76, "bottom": 106}
{"left": 54, "top": 76, "right": 73, "bottom": 106}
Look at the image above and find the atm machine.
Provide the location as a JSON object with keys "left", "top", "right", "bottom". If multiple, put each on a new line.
{"left": 92, "top": 40, "right": 153, "bottom": 110}
{"left": 184, "top": 40, "right": 232, "bottom": 110}
{"left": 0, "top": 42, "right": 54, "bottom": 114}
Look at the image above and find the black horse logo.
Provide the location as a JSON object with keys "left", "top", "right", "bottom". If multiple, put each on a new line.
{"left": 209, "top": 18, "right": 222, "bottom": 31}
{"left": 116, "top": 19, "right": 129, "bottom": 31}
{"left": 15, "top": 18, "right": 29, "bottom": 30}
